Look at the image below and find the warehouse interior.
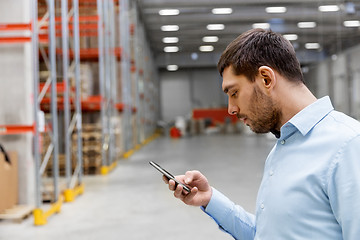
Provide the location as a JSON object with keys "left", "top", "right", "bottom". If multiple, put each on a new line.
{"left": 0, "top": 0, "right": 359, "bottom": 239}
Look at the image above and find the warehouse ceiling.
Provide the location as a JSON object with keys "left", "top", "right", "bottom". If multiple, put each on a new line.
{"left": 137, "top": 0, "right": 360, "bottom": 69}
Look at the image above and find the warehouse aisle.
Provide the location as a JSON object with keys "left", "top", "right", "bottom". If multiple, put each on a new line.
{"left": 0, "top": 133, "right": 275, "bottom": 240}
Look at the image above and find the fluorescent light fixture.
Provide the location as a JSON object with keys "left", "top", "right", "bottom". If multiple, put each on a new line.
{"left": 167, "top": 65, "right": 178, "bottom": 71}
{"left": 283, "top": 34, "right": 298, "bottom": 41}
{"left": 297, "top": 22, "right": 316, "bottom": 28}
{"left": 318, "top": 5, "right": 340, "bottom": 12}
{"left": 202, "top": 36, "right": 219, "bottom": 42}
{"left": 164, "top": 46, "right": 179, "bottom": 53}
{"left": 266, "top": 7, "right": 287, "bottom": 13}
{"left": 161, "top": 25, "right": 179, "bottom": 31}
{"left": 162, "top": 37, "right": 179, "bottom": 43}
{"left": 344, "top": 20, "right": 360, "bottom": 27}
{"left": 159, "top": 9, "right": 179, "bottom": 16}
{"left": 199, "top": 45, "right": 214, "bottom": 52}
{"left": 206, "top": 24, "right": 225, "bottom": 31}
{"left": 212, "top": 8, "right": 233, "bottom": 14}
{"left": 305, "top": 43, "right": 320, "bottom": 49}
{"left": 252, "top": 23, "right": 270, "bottom": 29}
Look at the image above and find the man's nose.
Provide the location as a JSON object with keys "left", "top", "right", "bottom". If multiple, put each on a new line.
{"left": 228, "top": 104, "right": 239, "bottom": 115}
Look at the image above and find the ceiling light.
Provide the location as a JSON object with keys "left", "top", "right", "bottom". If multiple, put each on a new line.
{"left": 162, "top": 37, "right": 179, "bottom": 44}
{"left": 212, "top": 8, "right": 233, "bottom": 15}
{"left": 159, "top": 9, "right": 179, "bottom": 16}
{"left": 202, "top": 36, "right": 219, "bottom": 43}
{"left": 305, "top": 43, "right": 320, "bottom": 49}
{"left": 297, "top": 22, "right": 316, "bottom": 28}
{"left": 199, "top": 45, "right": 214, "bottom": 52}
{"left": 167, "top": 65, "right": 178, "bottom": 71}
{"left": 164, "top": 46, "right": 179, "bottom": 53}
{"left": 161, "top": 25, "right": 179, "bottom": 31}
{"left": 206, "top": 24, "right": 225, "bottom": 31}
{"left": 344, "top": 20, "right": 360, "bottom": 27}
{"left": 318, "top": 5, "right": 340, "bottom": 12}
{"left": 252, "top": 23, "right": 270, "bottom": 29}
{"left": 283, "top": 34, "right": 298, "bottom": 41}
{"left": 266, "top": 7, "right": 287, "bottom": 13}
{"left": 191, "top": 52, "right": 199, "bottom": 60}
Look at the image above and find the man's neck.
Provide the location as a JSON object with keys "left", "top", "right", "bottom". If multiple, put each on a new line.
{"left": 276, "top": 83, "right": 317, "bottom": 129}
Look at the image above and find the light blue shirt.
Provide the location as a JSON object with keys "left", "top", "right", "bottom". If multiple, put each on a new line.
{"left": 204, "top": 96, "right": 360, "bottom": 239}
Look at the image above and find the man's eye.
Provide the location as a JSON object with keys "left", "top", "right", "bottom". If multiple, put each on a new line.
{"left": 231, "top": 91, "right": 238, "bottom": 97}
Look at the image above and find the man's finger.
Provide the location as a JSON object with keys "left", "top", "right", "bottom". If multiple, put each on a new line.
{"left": 168, "top": 179, "right": 176, "bottom": 191}
{"left": 162, "top": 175, "right": 169, "bottom": 184}
{"left": 183, "top": 187, "right": 198, "bottom": 204}
{"left": 173, "top": 184, "right": 184, "bottom": 199}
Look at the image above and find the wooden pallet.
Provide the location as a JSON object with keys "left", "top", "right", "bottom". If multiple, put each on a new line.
{"left": 0, "top": 205, "right": 34, "bottom": 223}
{"left": 81, "top": 123, "right": 102, "bottom": 132}
{"left": 72, "top": 131, "right": 102, "bottom": 141}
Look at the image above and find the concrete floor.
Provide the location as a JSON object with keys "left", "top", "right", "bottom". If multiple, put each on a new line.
{"left": 0, "top": 133, "right": 275, "bottom": 240}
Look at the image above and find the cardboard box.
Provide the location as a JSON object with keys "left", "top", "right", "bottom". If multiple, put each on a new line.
{"left": 0, "top": 148, "right": 18, "bottom": 213}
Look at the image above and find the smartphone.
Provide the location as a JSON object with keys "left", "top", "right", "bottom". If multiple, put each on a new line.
{"left": 149, "top": 161, "right": 191, "bottom": 193}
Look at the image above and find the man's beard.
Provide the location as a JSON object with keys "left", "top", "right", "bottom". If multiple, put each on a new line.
{"left": 238, "top": 85, "right": 281, "bottom": 136}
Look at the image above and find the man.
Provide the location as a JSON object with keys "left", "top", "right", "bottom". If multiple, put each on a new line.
{"left": 164, "top": 29, "right": 360, "bottom": 239}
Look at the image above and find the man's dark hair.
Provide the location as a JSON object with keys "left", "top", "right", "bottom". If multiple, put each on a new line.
{"left": 218, "top": 28, "right": 304, "bottom": 84}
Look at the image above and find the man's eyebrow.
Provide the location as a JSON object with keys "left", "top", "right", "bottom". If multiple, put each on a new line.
{"left": 223, "top": 84, "right": 235, "bottom": 94}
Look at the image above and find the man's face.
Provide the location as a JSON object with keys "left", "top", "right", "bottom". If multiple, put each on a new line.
{"left": 222, "top": 67, "right": 281, "bottom": 134}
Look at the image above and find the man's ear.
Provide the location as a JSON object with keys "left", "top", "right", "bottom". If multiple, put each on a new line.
{"left": 258, "top": 66, "right": 276, "bottom": 89}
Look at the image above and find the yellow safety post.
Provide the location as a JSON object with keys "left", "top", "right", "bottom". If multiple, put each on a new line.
{"left": 123, "top": 149, "right": 135, "bottom": 159}
{"left": 33, "top": 208, "right": 47, "bottom": 226}
{"left": 100, "top": 166, "right": 109, "bottom": 175}
{"left": 33, "top": 195, "right": 63, "bottom": 226}
{"left": 101, "top": 161, "right": 117, "bottom": 175}
{"left": 64, "top": 183, "right": 85, "bottom": 202}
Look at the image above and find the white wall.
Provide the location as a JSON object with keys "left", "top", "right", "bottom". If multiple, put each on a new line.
{"left": 160, "top": 71, "right": 192, "bottom": 122}
{"left": 305, "top": 44, "right": 360, "bottom": 119}
{"left": 160, "top": 68, "right": 226, "bottom": 122}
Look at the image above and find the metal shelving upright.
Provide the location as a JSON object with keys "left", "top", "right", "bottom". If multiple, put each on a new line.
{"left": 119, "top": 0, "right": 133, "bottom": 156}
{"left": 33, "top": 0, "right": 62, "bottom": 225}
{"left": 61, "top": 0, "right": 84, "bottom": 202}
{"left": 129, "top": 0, "right": 160, "bottom": 145}
{"left": 97, "top": 0, "right": 119, "bottom": 174}
{"left": 129, "top": 0, "right": 142, "bottom": 146}
{"left": 96, "top": 0, "right": 108, "bottom": 174}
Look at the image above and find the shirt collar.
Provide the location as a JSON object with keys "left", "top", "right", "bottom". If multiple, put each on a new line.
{"left": 280, "top": 96, "right": 334, "bottom": 139}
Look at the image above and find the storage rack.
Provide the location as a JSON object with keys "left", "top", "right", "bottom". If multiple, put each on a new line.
{"left": 120, "top": 0, "right": 133, "bottom": 157}
{"left": 129, "top": 0, "right": 160, "bottom": 146}
{"left": 0, "top": 0, "right": 160, "bottom": 226}
{"left": 34, "top": 0, "right": 85, "bottom": 225}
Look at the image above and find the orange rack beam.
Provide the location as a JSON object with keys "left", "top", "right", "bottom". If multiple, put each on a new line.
{"left": 0, "top": 23, "right": 31, "bottom": 31}
{"left": 0, "top": 37, "right": 31, "bottom": 44}
{"left": 0, "top": 124, "right": 35, "bottom": 135}
{"left": 53, "top": 47, "right": 122, "bottom": 61}
{"left": 192, "top": 108, "right": 238, "bottom": 124}
{"left": 40, "top": 95, "right": 129, "bottom": 112}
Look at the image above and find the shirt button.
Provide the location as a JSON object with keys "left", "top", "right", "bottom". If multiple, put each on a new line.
{"left": 269, "top": 171, "right": 274, "bottom": 176}
{"left": 280, "top": 140, "right": 285, "bottom": 145}
{"left": 260, "top": 203, "right": 265, "bottom": 209}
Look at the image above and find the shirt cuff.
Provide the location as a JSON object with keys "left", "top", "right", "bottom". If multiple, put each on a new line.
{"left": 201, "top": 187, "right": 234, "bottom": 224}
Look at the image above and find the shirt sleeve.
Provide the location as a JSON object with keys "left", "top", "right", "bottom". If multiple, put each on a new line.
{"left": 327, "top": 135, "right": 360, "bottom": 240}
{"left": 201, "top": 188, "right": 256, "bottom": 240}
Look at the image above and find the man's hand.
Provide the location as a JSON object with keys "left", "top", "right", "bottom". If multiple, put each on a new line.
{"left": 163, "top": 170, "right": 212, "bottom": 208}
